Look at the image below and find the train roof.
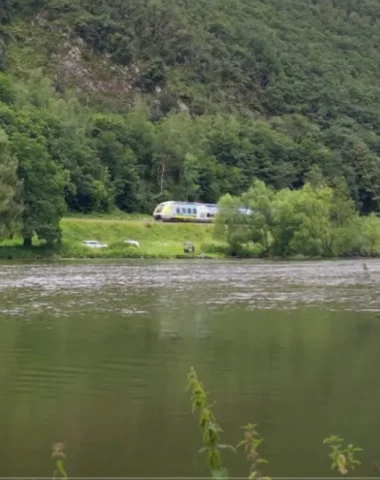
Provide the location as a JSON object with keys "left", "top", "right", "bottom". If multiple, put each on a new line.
{"left": 158, "top": 200, "right": 214, "bottom": 206}
{"left": 157, "top": 201, "right": 250, "bottom": 211}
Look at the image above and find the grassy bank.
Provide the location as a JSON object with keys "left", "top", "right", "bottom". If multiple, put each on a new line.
{"left": 0, "top": 217, "right": 226, "bottom": 259}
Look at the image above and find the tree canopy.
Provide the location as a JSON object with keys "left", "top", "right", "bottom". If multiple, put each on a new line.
{"left": 215, "top": 177, "right": 380, "bottom": 257}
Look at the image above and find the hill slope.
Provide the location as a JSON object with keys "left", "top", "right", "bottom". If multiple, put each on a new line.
{"left": 1, "top": 0, "right": 380, "bottom": 224}
{"left": 4, "top": 0, "right": 380, "bottom": 121}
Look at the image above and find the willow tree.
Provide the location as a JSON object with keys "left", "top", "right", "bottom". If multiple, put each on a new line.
{"left": 12, "top": 133, "right": 67, "bottom": 247}
{"left": 215, "top": 179, "right": 276, "bottom": 256}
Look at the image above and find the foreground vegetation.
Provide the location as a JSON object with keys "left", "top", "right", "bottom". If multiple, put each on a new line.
{"left": 2, "top": 0, "right": 380, "bottom": 249}
{"left": 51, "top": 367, "right": 364, "bottom": 479}
{"left": 186, "top": 367, "right": 363, "bottom": 480}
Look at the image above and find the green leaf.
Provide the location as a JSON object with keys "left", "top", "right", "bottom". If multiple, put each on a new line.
{"left": 198, "top": 446, "right": 208, "bottom": 454}
{"left": 211, "top": 467, "right": 229, "bottom": 479}
{"left": 236, "top": 440, "right": 246, "bottom": 449}
{"left": 209, "top": 422, "right": 223, "bottom": 433}
{"left": 254, "top": 438, "right": 264, "bottom": 448}
{"left": 243, "top": 423, "right": 258, "bottom": 430}
{"left": 218, "top": 444, "right": 237, "bottom": 453}
{"left": 56, "top": 460, "right": 68, "bottom": 480}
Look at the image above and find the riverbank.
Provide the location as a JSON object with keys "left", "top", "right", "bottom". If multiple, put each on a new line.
{"left": 0, "top": 216, "right": 226, "bottom": 259}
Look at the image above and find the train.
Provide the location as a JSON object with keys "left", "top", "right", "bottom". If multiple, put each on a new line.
{"left": 153, "top": 201, "right": 217, "bottom": 222}
{"left": 152, "top": 201, "right": 251, "bottom": 223}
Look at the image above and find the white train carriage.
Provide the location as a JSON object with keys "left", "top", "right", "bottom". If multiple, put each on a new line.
{"left": 152, "top": 200, "right": 251, "bottom": 223}
{"left": 153, "top": 201, "right": 216, "bottom": 222}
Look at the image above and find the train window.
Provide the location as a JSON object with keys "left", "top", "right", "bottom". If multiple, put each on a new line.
{"left": 182, "top": 208, "right": 186, "bottom": 213}
{"left": 187, "top": 208, "right": 191, "bottom": 214}
{"left": 176, "top": 208, "right": 180, "bottom": 213}
{"left": 192, "top": 208, "right": 197, "bottom": 214}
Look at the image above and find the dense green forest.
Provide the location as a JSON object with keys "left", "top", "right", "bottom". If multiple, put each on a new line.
{"left": 2, "top": 0, "right": 380, "bottom": 245}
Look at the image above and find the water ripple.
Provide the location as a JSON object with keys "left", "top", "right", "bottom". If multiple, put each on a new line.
{"left": 0, "top": 259, "right": 379, "bottom": 316}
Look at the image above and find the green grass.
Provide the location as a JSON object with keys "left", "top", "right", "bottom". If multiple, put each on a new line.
{"left": 0, "top": 217, "right": 227, "bottom": 259}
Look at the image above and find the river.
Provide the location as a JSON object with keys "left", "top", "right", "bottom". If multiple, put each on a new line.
{"left": 0, "top": 259, "right": 380, "bottom": 478}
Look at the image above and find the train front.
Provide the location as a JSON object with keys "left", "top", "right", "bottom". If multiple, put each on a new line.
{"left": 153, "top": 201, "right": 173, "bottom": 221}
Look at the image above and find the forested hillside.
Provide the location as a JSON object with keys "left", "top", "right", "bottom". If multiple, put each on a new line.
{"left": 2, "top": 0, "right": 380, "bottom": 245}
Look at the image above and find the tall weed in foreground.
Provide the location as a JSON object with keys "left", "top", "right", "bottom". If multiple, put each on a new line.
{"left": 187, "top": 367, "right": 363, "bottom": 479}
{"left": 47, "top": 370, "right": 364, "bottom": 480}
{"left": 323, "top": 435, "right": 362, "bottom": 475}
{"left": 52, "top": 442, "right": 68, "bottom": 479}
{"left": 186, "top": 367, "right": 271, "bottom": 480}
{"left": 186, "top": 366, "right": 236, "bottom": 479}
{"left": 237, "top": 423, "right": 271, "bottom": 480}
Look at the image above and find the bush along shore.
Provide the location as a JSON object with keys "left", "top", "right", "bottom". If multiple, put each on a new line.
{"left": 1, "top": 208, "right": 380, "bottom": 260}
{"left": 3, "top": 174, "right": 380, "bottom": 261}
{"left": 215, "top": 177, "right": 380, "bottom": 258}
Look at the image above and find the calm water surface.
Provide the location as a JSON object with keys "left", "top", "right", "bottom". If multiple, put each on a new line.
{"left": 0, "top": 259, "right": 380, "bottom": 477}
